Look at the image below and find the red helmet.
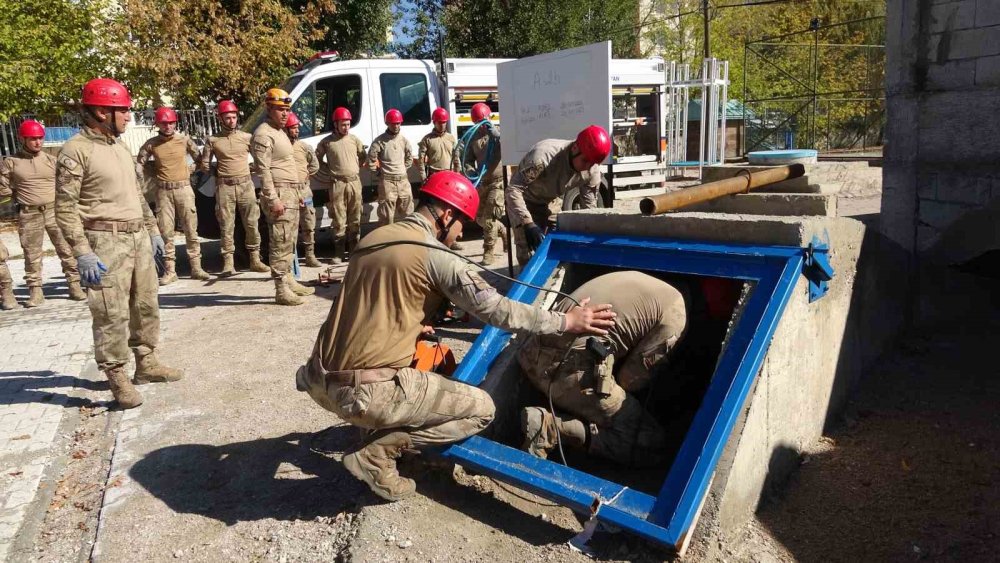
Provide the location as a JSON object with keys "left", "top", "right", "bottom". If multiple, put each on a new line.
{"left": 471, "top": 103, "right": 491, "bottom": 123}
{"left": 432, "top": 107, "right": 449, "bottom": 123}
{"left": 82, "top": 78, "right": 132, "bottom": 108}
{"left": 385, "top": 109, "right": 403, "bottom": 124}
{"left": 420, "top": 170, "right": 479, "bottom": 221}
{"left": 154, "top": 107, "right": 178, "bottom": 124}
{"left": 575, "top": 125, "right": 611, "bottom": 165}
{"left": 333, "top": 107, "right": 352, "bottom": 122}
{"left": 217, "top": 100, "right": 238, "bottom": 115}
{"left": 18, "top": 120, "right": 45, "bottom": 139}
{"left": 285, "top": 112, "right": 301, "bottom": 128}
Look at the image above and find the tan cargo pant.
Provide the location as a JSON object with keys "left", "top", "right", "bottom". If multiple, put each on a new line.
{"left": 18, "top": 205, "right": 79, "bottom": 286}
{"left": 517, "top": 338, "right": 668, "bottom": 466}
{"left": 476, "top": 179, "right": 506, "bottom": 250}
{"left": 156, "top": 183, "right": 201, "bottom": 264}
{"left": 84, "top": 229, "right": 160, "bottom": 370}
{"left": 511, "top": 199, "right": 560, "bottom": 266}
{"left": 0, "top": 239, "right": 11, "bottom": 286}
{"left": 263, "top": 185, "right": 301, "bottom": 279}
{"left": 377, "top": 175, "right": 413, "bottom": 227}
{"left": 215, "top": 178, "right": 261, "bottom": 257}
{"left": 301, "top": 365, "right": 495, "bottom": 449}
{"left": 328, "top": 176, "right": 363, "bottom": 239}
{"left": 297, "top": 184, "right": 316, "bottom": 249}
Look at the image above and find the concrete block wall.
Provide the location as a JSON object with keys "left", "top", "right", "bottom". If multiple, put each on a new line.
{"left": 884, "top": 0, "right": 1000, "bottom": 256}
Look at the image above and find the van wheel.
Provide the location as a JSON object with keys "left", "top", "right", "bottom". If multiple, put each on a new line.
{"left": 562, "top": 182, "right": 610, "bottom": 211}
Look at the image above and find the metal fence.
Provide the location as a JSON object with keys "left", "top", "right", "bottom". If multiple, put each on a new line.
{"left": 1, "top": 108, "right": 222, "bottom": 157}
{"left": 742, "top": 16, "right": 885, "bottom": 156}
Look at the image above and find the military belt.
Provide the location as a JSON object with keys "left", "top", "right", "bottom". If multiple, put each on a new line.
{"left": 381, "top": 173, "right": 407, "bottom": 182}
{"left": 325, "top": 367, "right": 398, "bottom": 387}
{"left": 273, "top": 182, "right": 298, "bottom": 191}
{"left": 330, "top": 174, "right": 360, "bottom": 182}
{"left": 159, "top": 179, "right": 191, "bottom": 190}
{"left": 83, "top": 220, "right": 144, "bottom": 233}
{"left": 218, "top": 174, "right": 252, "bottom": 186}
{"left": 18, "top": 203, "right": 53, "bottom": 212}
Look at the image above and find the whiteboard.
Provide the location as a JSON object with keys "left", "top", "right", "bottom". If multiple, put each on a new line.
{"left": 498, "top": 42, "right": 612, "bottom": 165}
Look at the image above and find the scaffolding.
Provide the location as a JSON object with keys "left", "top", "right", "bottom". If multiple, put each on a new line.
{"left": 666, "top": 58, "right": 730, "bottom": 179}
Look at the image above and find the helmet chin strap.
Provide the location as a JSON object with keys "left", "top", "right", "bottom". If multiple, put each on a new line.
{"left": 427, "top": 202, "right": 458, "bottom": 243}
{"left": 86, "top": 106, "right": 124, "bottom": 137}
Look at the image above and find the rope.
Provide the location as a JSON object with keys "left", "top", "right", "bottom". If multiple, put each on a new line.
{"left": 454, "top": 120, "right": 498, "bottom": 188}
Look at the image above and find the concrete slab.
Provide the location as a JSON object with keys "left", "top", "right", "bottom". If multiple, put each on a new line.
{"left": 487, "top": 208, "right": 907, "bottom": 542}
{"left": 682, "top": 193, "right": 837, "bottom": 217}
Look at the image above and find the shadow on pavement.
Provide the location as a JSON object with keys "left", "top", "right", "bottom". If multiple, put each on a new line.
{"left": 128, "top": 427, "right": 374, "bottom": 525}
{"left": 157, "top": 292, "right": 274, "bottom": 309}
{"left": 0, "top": 370, "right": 104, "bottom": 408}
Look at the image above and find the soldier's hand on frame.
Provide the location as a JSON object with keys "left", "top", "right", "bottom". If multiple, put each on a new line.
{"left": 563, "top": 297, "right": 616, "bottom": 336}
{"left": 77, "top": 253, "right": 108, "bottom": 286}
{"left": 271, "top": 199, "right": 286, "bottom": 217}
{"left": 150, "top": 235, "right": 165, "bottom": 259}
{"left": 524, "top": 223, "right": 545, "bottom": 250}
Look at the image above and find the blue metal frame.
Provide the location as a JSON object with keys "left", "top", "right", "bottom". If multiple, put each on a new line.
{"left": 440, "top": 232, "right": 810, "bottom": 551}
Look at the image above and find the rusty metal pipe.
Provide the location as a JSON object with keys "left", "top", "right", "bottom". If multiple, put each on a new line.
{"left": 639, "top": 164, "right": 806, "bottom": 216}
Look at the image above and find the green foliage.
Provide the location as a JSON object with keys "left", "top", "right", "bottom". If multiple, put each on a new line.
{"left": 0, "top": 0, "right": 113, "bottom": 120}
{"left": 288, "top": 0, "right": 395, "bottom": 57}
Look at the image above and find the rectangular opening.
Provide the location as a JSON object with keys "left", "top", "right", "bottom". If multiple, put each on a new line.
{"left": 440, "top": 231, "right": 806, "bottom": 551}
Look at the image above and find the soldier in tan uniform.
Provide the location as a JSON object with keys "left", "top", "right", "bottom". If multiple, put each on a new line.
{"left": 56, "top": 78, "right": 183, "bottom": 409}
{"left": 417, "top": 108, "right": 456, "bottom": 182}
{"left": 297, "top": 171, "right": 617, "bottom": 501}
{"left": 284, "top": 112, "right": 321, "bottom": 267}
{"left": 367, "top": 109, "right": 413, "bottom": 226}
{"left": 0, "top": 120, "right": 84, "bottom": 306}
{"left": 506, "top": 125, "right": 611, "bottom": 265}
{"left": 251, "top": 88, "right": 315, "bottom": 306}
{"left": 316, "top": 107, "right": 365, "bottom": 263}
{"left": 518, "top": 271, "right": 687, "bottom": 466}
{"left": 199, "top": 100, "right": 269, "bottom": 277}
{"left": 137, "top": 107, "right": 209, "bottom": 284}
{"left": 0, "top": 239, "right": 13, "bottom": 310}
{"left": 453, "top": 103, "right": 506, "bottom": 265}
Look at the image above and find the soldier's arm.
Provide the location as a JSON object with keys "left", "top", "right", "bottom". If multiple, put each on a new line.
{"left": 427, "top": 247, "right": 565, "bottom": 335}
{"left": 0, "top": 158, "right": 13, "bottom": 199}
{"left": 252, "top": 135, "right": 278, "bottom": 203}
{"left": 366, "top": 138, "right": 381, "bottom": 171}
{"left": 504, "top": 161, "right": 542, "bottom": 227}
{"left": 135, "top": 139, "right": 153, "bottom": 180}
{"left": 305, "top": 146, "right": 319, "bottom": 176}
{"left": 578, "top": 168, "right": 601, "bottom": 209}
{"left": 404, "top": 138, "right": 414, "bottom": 168}
{"left": 55, "top": 152, "right": 91, "bottom": 256}
{"left": 451, "top": 135, "right": 466, "bottom": 172}
{"left": 138, "top": 182, "right": 160, "bottom": 237}
{"left": 355, "top": 137, "right": 366, "bottom": 168}
{"left": 199, "top": 137, "right": 213, "bottom": 173}
{"left": 314, "top": 138, "right": 328, "bottom": 169}
{"left": 186, "top": 136, "right": 202, "bottom": 170}
{"left": 417, "top": 137, "right": 428, "bottom": 166}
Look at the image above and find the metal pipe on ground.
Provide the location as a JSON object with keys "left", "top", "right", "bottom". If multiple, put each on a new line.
{"left": 640, "top": 164, "right": 806, "bottom": 216}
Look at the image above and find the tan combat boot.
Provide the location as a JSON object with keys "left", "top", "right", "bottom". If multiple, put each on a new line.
{"left": 342, "top": 432, "right": 417, "bottom": 502}
{"left": 520, "top": 407, "right": 588, "bottom": 459}
{"left": 219, "top": 254, "right": 236, "bottom": 277}
{"left": 248, "top": 250, "right": 270, "bottom": 273}
{"left": 0, "top": 283, "right": 16, "bottom": 310}
{"left": 24, "top": 286, "right": 45, "bottom": 308}
{"left": 190, "top": 258, "right": 211, "bottom": 281}
{"left": 481, "top": 243, "right": 496, "bottom": 266}
{"left": 133, "top": 352, "right": 184, "bottom": 384}
{"left": 159, "top": 260, "right": 178, "bottom": 285}
{"left": 105, "top": 366, "right": 143, "bottom": 409}
{"left": 285, "top": 273, "right": 315, "bottom": 296}
{"left": 275, "top": 278, "right": 304, "bottom": 306}
{"left": 303, "top": 246, "right": 322, "bottom": 268}
{"left": 67, "top": 280, "right": 87, "bottom": 301}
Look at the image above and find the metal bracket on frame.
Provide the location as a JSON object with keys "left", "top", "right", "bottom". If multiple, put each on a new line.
{"left": 803, "top": 236, "right": 834, "bottom": 302}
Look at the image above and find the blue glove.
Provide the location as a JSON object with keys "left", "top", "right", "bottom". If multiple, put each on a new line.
{"left": 77, "top": 253, "right": 108, "bottom": 285}
{"left": 150, "top": 235, "right": 165, "bottom": 259}
{"left": 524, "top": 224, "right": 545, "bottom": 251}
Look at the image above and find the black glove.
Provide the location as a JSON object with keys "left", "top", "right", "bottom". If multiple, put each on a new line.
{"left": 524, "top": 224, "right": 545, "bottom": 250}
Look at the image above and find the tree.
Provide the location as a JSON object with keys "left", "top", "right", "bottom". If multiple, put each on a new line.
{"left": 287, "top": 0, "right": 395, "bottom": 57}
{"left": 0, "top": 0, "right": 114, "bottom": 120}
{"left": 116, "top": 0, "right": 337, "bottom": 109}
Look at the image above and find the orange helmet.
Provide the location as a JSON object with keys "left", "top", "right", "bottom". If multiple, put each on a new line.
{"left": 264, "top": 88, "right": 292, "bottom": 108}
{"left": 420, "top": 170, "right": 479, "bottom": 221}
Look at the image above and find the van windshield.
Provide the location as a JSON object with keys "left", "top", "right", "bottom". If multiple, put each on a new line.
{"left": 241, "top": 75, "right": 305, "bottom": 133}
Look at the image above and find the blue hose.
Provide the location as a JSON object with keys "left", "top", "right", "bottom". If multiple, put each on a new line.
{"left": 454, "top": 120, "right": 498, "bottom": 188}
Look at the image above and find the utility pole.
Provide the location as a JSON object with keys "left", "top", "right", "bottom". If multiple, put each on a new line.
{"left": 702, "top": 0, "right": 710, "bottom": 59}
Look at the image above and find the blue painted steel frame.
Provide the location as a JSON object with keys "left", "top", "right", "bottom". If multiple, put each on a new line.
{"left": 439, "top": 232, "right": 806, "bottom": 550}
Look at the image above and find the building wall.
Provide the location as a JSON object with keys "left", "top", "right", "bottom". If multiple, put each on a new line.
{"left": 883, "top": 0, "right": 1000, "bottom": 256}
